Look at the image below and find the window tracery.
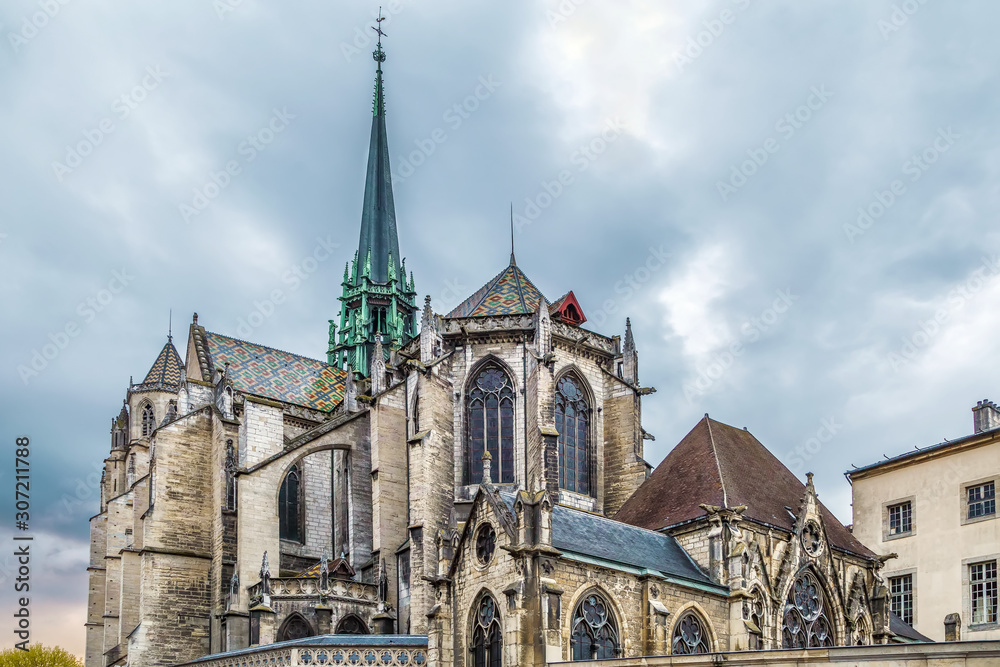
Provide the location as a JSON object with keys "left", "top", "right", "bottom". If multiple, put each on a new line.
{"left": 466, "top": 364, "right": 515, "bottom": 485}
{"left": 555, "top": 374, "right": 591, "bottom": 495}
{"left": 141, "top": 403, "right": 155, "bottom": 437}
{"left": 471, "top": 594, "right": 502, "bottom": 667}
{"left": 782, "top": 570, "right": 835, "bottom": 648}
{"left": 476, "top": 523, "right": 497, "bottom": 565}
{"left": 571, "top": 592, "right": 620, "bottom": 660}
{"left": 671, "top": 611, "right": 710, "bottom": 654}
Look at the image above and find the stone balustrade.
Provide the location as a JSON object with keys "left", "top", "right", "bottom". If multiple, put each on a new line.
{"left": 179, "top": 635, "right": 428, "bottom": 667}
{"left": 248, "top": 577, "right": 379, "bottom": 604}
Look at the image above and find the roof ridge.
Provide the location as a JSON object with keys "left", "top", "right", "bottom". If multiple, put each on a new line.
{"left": 451, "top": 266, "right": 507, "bottom": 316}
{"left": 511, "top": 264, "right": 528, "bottom": 313}
{"left": 205, "top": 331, "right": 344, "bottom": 372}
{"left": 705, "top": 417, "right": 729, "bottom": 507}
{"left": 513, "top": 265, "right": 549, "bottom": 307}
{"left": 554, "top": 501, "right": 691, "bottom": 539}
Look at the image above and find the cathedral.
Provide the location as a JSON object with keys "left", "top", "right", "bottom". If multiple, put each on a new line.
{"left": 86, "top": 36, "right": 918, "bottom": 667}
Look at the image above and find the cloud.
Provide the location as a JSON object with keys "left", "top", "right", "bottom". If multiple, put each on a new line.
{"left": 3, "top": 0, "right": 1000, "bottom": 650}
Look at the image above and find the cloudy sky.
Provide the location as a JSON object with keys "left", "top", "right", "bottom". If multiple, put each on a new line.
{"left": 2, "top": 0, "right": 999, "bottom": 656}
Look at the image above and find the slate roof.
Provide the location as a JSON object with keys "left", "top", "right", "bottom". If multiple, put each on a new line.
{"left": 203, "top": 332, "right": 347, "bottom": 412}
{"left": 142, "top": 339, "right": 184, "bottom": 386}
{"left": 890, "top": 612, "right": 933, "bottom": 642}
{"left": 496, "top": 493, "right": 717, "bottom": 589}
{"left": 447, "top": 262, "right": 547, "bottom": 318}
{"left": 847, "top": 428, "right": 997, "bottom": 478}
{"left": 615, "top": 416, "right": 875, "bottom": 559}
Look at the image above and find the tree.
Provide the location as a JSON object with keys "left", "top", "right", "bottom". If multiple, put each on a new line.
{"left": 0, "top": 645, "right": 82, "bottom": 667}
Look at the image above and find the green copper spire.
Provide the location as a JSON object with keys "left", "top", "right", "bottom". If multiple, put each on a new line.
{"left": 355, "top": 9, "right": 399, "bottom": 287}
{"left": 330, "top": 12, "right": 417, "bottom": 377}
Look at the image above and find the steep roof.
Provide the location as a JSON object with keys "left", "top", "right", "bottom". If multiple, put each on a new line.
{"left": 890, "top": 612, "right": 933, "bottom": 643}
{"left": 615, "top": 416, "right": 875, "bottom": 559}
{"left": 203, "top": 332, "right": 346, "bottom": 412}
{"left": 495, "top": 492, "right": 718, "bottom": 589}
{"left": 355, "top": 41, "right": 402, "bottom": 287}
{"left": 143, "top": 339, "right": 184, "bottom": 386}
{"left": 447, "top": 262, "right": 547, "bottom": 318}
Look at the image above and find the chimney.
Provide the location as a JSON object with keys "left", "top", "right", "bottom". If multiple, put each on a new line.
{"left": 972, "top": 399, "right": 1000, "bottom": 434}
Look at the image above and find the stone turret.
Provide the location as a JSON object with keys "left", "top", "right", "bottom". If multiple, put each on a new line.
{"left": 622, "top": 317, "right": 638, "bottom": 384}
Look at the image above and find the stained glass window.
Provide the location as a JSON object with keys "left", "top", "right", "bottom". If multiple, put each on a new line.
{"left": 571, "top": 592, "right": 620, "bottom": 660}
{"left": 782, "top": 570, "right": 835, "bottom": 648}
{"left": 466, "top": 365, "right": 515, "bottom": 485}
{"left": 671, "top": 611, "right": 711, "bottom": 654}
{"left": 471, "top": 595, "right": 502, "bottom": 667}
{"left": 556, "top": 375, "right": 591, "bottom": 495}
{"left": 279, "top": 464, "right": 302, "bottom": 542}
{"left": 476, "top": 524, "right": 497, "bottom": 565}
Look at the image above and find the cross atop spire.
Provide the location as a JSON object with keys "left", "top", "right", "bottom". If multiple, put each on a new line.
{"left": 371, "top": 8, "right": 387, "bottom": 117}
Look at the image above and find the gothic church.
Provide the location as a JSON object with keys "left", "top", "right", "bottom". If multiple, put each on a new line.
{"left": 86, "top": 37, "right": 912, "bottom": 667}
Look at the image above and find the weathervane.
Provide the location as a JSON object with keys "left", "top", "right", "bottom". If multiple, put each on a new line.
{"left": 372, "top": 8, "right": 387, "bottom": 66}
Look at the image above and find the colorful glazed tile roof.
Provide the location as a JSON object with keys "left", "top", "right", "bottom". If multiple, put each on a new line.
{"left": 143, "top": 339, "right": 184, "bottom": 386}
{"left": 203, "top": 332, "right": 346, "bottom": 412}
{"left": 295, "top": 557, "right": 355, "bottom": 579}
{"left": 446, "top": 262, "right": 547, "bottom": 318}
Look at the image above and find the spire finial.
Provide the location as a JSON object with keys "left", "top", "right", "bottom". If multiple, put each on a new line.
{"left": 168, "top": 309, "right": 172, "bottom": 342}
{"left": 509, "top": 203, "right": 516, "bottom": 266}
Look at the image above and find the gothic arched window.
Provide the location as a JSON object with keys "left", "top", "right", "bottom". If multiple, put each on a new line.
{"left": 571, "top": 592, "right": 620, "bottom": 660}
{"left": 278, "top": 464, "right": 303, "bottom": 543}
{"left": 465, "top": 364, "right": 515, "bottom": 485}
{"left": 225, "top": 440, "right": 237, "bottom": 511}
{"left": 782, "top": 570, "right": 835, "bottom": 648}
{"left": 471, "top": 594, "right": 502, "bottom": 667}
{"left": 336, "top": 615, "right": 369, "bottom": 634}
{"left": 141, "top": 403, "right": 155, "bottom": 437}
{"left": 555, "top": 374, "right": 591, "bottom": 495}
{"left": 671, "top": 611, "right": 711, "bottom": 654}
{"left": 277, "top": 613, "right": 314, "bottom": 642}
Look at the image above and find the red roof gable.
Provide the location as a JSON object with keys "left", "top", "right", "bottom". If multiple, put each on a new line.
{"left": 549, "top": 291, "right": 586, "bottom": 325}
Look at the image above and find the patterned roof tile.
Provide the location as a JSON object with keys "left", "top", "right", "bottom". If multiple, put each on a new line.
{"left": 143, "top": 340, "right": 184, "bottom": 386}
{"left": 446, "top": 263, "right": 547, "bottom": 318}
{"left": 203, "top": 332, "right": 346, "bottom": 412}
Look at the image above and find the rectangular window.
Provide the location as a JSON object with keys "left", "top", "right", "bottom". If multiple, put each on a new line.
{"left": 971, "top": 561, "right": 998, "bottom": 625}
{"left": 888, "top": 501, "right": 912, "bottom": 535}
{"left": 968, "top": 482, "right": 996, "bottom": 519}
{"left": 890, "top": 574, "right": 914, "bottom": 626}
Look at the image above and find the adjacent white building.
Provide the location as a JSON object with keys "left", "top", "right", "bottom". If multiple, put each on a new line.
{"left": 847, "top": 400, "right": 1000, "bottom": 642}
